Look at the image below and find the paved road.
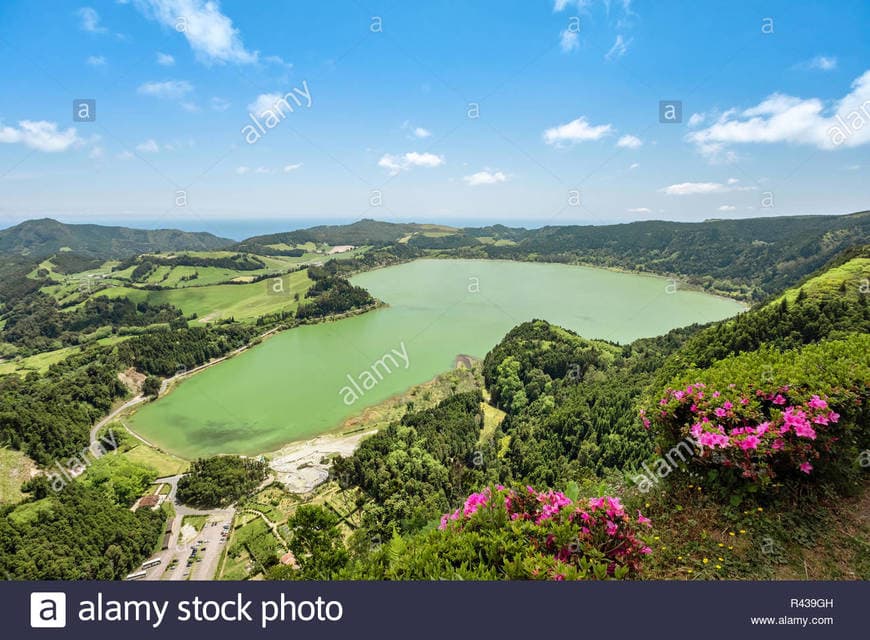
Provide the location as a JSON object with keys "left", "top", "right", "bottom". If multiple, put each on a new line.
{"left": 140, "top": 475, "right": 235, "bottom": 581}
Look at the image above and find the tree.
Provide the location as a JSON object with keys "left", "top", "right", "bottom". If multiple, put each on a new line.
{"left": 286, "top": 505, "right": 348, "bottom": 579}
{"left": 142, "top": 376, "right": 162, "bottom": 398}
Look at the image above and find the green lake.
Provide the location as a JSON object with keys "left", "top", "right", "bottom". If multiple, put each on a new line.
{"left": 127, "top": 259, "right": 745, "bottom": 458}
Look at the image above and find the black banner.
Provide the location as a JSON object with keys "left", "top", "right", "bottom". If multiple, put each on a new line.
{"left": 5, "top": 580, "right": 865, "bottom": 639}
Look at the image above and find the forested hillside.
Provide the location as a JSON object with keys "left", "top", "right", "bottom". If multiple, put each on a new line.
{"left": 0, "top": 218, "right": 232, "bottom": 258}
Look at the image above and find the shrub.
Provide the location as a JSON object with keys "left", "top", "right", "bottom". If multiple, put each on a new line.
{"left": 353, "top": 486, "right": 651, "bottom": 580}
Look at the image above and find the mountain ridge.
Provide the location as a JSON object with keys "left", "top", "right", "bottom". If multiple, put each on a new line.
{"left": 0, "top": 218, "right": 233, "bottom": 258}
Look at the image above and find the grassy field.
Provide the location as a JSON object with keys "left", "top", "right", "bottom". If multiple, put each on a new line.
{"left": 94, "top": 269, "right": 312, "bottom": 322}
{"left": 7, "top": 497, "right": 53, "bottom": 525}
{"left": 0, "top": 447, "right": 36, "bottom": 505}
{"left": 0, "top": 336, "right": 130, "bottom": 377}
{"left": 121, "top": 444, "right": 189, "bottom": 476}
{"left": 479, "top": 403, "right": 506, "bottom": 445}
{"left": 0, "top": 346, "right": 79, "bottom": 376}
{"left": 181, "top": 514, "right": 209, "bottom": 533}
{"left": 772, "top": 257, "right": 870, "bottom": 305}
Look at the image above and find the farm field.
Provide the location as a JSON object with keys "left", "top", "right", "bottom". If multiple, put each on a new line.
{"left": 94, "top": 270, "right": 312, "bottom": 322}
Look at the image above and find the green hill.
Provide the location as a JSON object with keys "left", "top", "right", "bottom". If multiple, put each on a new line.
{"left": 237, "top": 218, "right": 458, "bottom": 252}
{"left": 0, "top": 218, "right": 232, "bottom": 258}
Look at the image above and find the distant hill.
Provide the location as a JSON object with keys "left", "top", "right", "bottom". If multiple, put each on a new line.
{"left": 0, "top": 218, "right": 233, "bottom": 259}
{"left": 237, "top": 211, "right": 868, "bottom": 300}
{"left": 236, "top": 218, "right": 458, "bottom": 251}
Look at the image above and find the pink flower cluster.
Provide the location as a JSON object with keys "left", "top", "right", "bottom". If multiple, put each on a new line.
{"left": 650, "top": 382, "right": 842, "bottom": 480}
{"left": 439, "top": 486, "right": 653, "bottom": 579}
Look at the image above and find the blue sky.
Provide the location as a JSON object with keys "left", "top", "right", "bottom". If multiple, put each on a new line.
{"left": 0, "top": 0, "right": 868, "bottom": 232}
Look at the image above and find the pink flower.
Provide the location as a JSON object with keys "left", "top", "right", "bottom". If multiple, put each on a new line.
{"left": 723, "top": 401, "right": 733, "bottom": 410}
{"left": 807, "top": 395, "right": 828, "bottom": 410}
{"left": 827, "top": 411, "right": 840, "bottom": 423}
{"left": 737, "top": 435, "right": 760, "bottom": 450}
{"left": 794, "top": 423, "right": 817, "bottom": 439}
{"left": 799, "top": 462, "right": 813, "bottom": 474}
{"left": 605, "top": 521, "right": 618, "bottom": 536}
{"left": 772, "top": 394, "right": 786, "bottom": 405}
{"left": 637, "top": 511, "right": 652, "bottom": 527}
{"left": 698, "top": 431, "right": 729, "bottom": 449}
{"left": 714, "top": 407, "right": 727, "bottom": 418}
{"left": 772, "top": 438, "right": 784, "bottom": 450}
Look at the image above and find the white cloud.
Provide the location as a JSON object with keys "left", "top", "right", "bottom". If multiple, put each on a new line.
{"left": 687, "top": 70, "right": 870, "bottom": 158}
{"left": 254, "top": 166, "right": 272, "bottom": 174}
{"left": 0, "top": 120, "right": 80, "bottom": 152}
{"left": 378, "top": 151, "right": 445, "bottom": 175}
{"left": 135, "top": 139, "right": 160, "bottom": 153}
{"left": 659, "top": 180, "right": 755, "bottom": 196}
{"left": 88, "top": 146, "right": 105, "bottom": 160}
{"left": 180, "top": 101, "right": 200, "bottom": 113}
{"left": 717, "top": 205, "right": 737, "bottom": 211}
{"left": 605, "top": 34, "right": 631, "bottom": 60}
{"left": 283, "top": 163, "right": 303, "bottom": 172}
{"left": 659, "top": 182, "right": 727, "bottom": 196}
{"left": 688, "top": 112, "right": 705, "bottom": 127}
{"left": 616, "top": 134, "right": 642, "bottom": 148}
{"left": 156, "top": 52, "right": 175, "bottom": 66}
{"left": 247, "top": 93, "right": 282, "bottom": 116}
{"left": 86, "top": 55, "right": 106, "bottom": 66}
{"left": 137, "top": 80, "right": 193, "bottom": 100}
{"left": 413, "top": 127, "right": 431, "bottom": 138}
{"left": 133, "top": 0, "right": 258, "bottom": 64}
{"left": 235, "top": 166, "right": 250, "bottom": 175}
{"left": 800, "top": 55, "right": 838, "bottom": 71}
{"left": 543, "top": 116, "right": 613, "bottom": 146}
{"left": 560, "top": 29, "right": 579, "bottom": 53}
{"left": 628, "top": 162, "right": 639, "bottom": 169}
{"left": 78, "top": 7, "right": 106, "bottom": 33}
{"left": 627, "top": 207, "right": 651, "bottom": 213}
{"left": 116, "top": 150, "right": 134, "bottom": 160}
{"left": 463, "top": 170, "right": 508, "bottom": 186}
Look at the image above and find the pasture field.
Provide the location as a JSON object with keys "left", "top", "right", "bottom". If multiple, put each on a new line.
{"left": 121, "top": 444, "right": 189, "bottom": 476}
{"left": 0, "top": 448, "right": 36, "bottom": 504}
{"left": 0, "top": 346, "right": 79, "bottom": 375}
{"left": 94, "top": 269, "right": 312, "bottom": 322}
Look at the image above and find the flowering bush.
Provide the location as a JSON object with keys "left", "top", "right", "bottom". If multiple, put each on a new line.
{"left": 437, "top": 485, "right": 652, "bottom": 580}
{"left": 649, "top": 382, "right": 845, "bottom": 481}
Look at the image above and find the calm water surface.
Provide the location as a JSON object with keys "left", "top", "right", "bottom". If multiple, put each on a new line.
{"left": 128, "top": 259, "right": 744, "bottom": 457}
